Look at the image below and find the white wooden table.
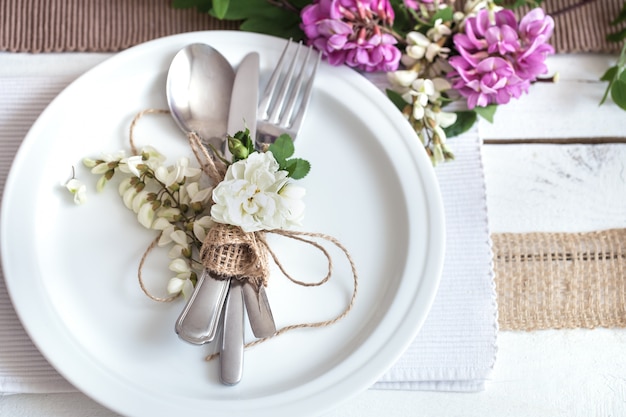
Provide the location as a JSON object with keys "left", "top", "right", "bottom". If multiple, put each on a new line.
{"left": 0, "top": 53, "right": 625, "bottom": 417}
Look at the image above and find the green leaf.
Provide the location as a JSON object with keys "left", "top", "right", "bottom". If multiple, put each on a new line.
{"left": 443, "top": 111, "right": 477, "bottom": 138}
{"left": 431, "top": 6, "right": 454, "bottom": 23}
{"left": 386, "top": 89, "right": 408, "bottom": 112}
{"left": 600, "top": 65, "right": 618, "bottom": 105}
{"left": 601, "top": 65, "right": 618, "bottom": 82}
{"left": 211, "top": 0, "right": 230, "bottom": 19}
{"left": 474, "top": 104, "right": 497, "bottom": 123}
{"left": 611, "top": 78, "right": 626, "bottom": 111}
{"left": 606, "top": 26, "right": 626, "bottom": 43}
{"left": 285, "top": 158, "right": 311, "bottom": 180}
{"left": 268, "top": 134, "right": 295, "bottom": 166}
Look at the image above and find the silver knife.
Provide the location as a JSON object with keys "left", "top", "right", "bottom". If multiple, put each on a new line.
{"left": 243, "top": 282, "right": 276, "bottom": 338}
{"left": 220, "top": 51, "right": 275, "bottom": 385}
{"left": 228, "top": 52, "right": 276, "bottom": 339}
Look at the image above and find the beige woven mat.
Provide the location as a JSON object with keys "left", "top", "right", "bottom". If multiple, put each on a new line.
{"left": 0, "top": 0, "right": 624, "bottom": 53}
{"left": 494, "top": 229, "right": 626, "bottom": 330}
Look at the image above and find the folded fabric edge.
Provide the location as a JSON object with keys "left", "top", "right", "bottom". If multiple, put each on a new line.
{"left": 0, "top": 377, "right": 76, "bottom": 395}
{"left": 372, "top": 379, "right": 486, "bottom": 392}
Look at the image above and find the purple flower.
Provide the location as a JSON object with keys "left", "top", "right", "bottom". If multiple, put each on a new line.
{"left": 301, "top": 0, "right": 401, "bottom": 72}
{"left": 403, "top": 0, "right": 433, "bottom": 9}
{"left": 447, "top": 8, "right": 554, "bottom": 109}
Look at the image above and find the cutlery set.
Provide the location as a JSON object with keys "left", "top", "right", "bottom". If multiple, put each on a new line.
{"left": 166, "top": 40, "right": 320, "bottom": 385}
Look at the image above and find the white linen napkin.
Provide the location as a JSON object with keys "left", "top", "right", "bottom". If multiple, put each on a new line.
{"left": 0, "top": 54, "right": 497, "bottom": 394}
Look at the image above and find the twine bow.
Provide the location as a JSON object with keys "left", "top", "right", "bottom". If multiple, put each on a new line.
{"left": 131, "top": 109, "right": 359, "bottom": 354}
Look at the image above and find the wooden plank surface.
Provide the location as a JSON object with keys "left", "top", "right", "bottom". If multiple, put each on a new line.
{"left": 480, "top": 54, "right": 626, "bottom": 142}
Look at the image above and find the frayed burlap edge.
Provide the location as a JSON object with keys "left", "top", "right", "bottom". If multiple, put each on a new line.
{"left": 493, "top": 228, "right": 626, "bottom": 330}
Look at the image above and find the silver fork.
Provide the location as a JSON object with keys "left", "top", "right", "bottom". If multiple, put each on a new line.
{"left": 256, "top": 40, "right": 321, "bottom": 147}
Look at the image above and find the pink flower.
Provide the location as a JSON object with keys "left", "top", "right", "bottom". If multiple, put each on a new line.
{"left": 447, "top": 8, "right": 554, "bottom": 109}
{"left": 301, "top": 0, "right": 401, "bottom": 72}
{"left": 403, "top": 0, "right": 433, "bottom": 9}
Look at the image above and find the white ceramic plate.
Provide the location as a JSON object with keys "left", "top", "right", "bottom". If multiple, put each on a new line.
{"left": 1, "top": 32, "right": 444, "bottom": 417}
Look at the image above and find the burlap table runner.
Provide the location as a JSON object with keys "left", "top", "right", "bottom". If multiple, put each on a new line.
{"left": 1, "top": 0, "right": 624, "bottom": 53}
{"left": 0, "top": 0, "right": 624, "bottom": 330}
{"left": 494, "top": 229, "right": 625, "bottom": 330}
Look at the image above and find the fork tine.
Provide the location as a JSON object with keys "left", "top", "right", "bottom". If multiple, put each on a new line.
{"left": 258, "top": 39, "right": 291, "bottom": 121}
{"left": 268, "top": 42, "right": 302, "bottom": 124}
{"left": 289, "top": 49, "right": 321, "bottom": 134}
{"left": 279, "top": 46, "right": 313, "bottom": 128}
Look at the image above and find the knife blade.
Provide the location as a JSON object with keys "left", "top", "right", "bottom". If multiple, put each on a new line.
{"left": 227, "top": 52, "right": 260, "bottom": 139}
{"left": 220, "top": 52, "right": 268, "bottom": 385}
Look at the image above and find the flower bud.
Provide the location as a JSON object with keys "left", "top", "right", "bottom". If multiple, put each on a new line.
{"left": 229, "top": 137, "right": 249, "bottom": 160}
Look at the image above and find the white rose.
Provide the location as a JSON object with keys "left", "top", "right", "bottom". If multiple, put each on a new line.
{"left": 210, "top": 152, "right": 305, "bottom": 232}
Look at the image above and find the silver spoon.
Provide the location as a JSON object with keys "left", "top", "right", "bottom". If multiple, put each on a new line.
{"left": 167, "top": 43, "right": 235, "bottom": 154}
{"left": 166, "top": 43, "right": 235, "bottom": 346}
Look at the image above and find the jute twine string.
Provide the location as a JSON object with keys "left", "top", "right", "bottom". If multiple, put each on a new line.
{"left": 129, "top": 109, "right": 359, "bottom": 357}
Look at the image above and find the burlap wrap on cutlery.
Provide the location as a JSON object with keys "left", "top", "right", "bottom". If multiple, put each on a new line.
{"left": 200, "top": 223, "right": 269, "bottom": 290}
{"left": 494, "top": 229, "right": 626, "bottom": 330}
{"left": 1, "top": 0, "right": 625, "bottom": 53}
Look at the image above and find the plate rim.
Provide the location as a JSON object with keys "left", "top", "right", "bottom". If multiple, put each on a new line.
{"left": 1, "top": 30, "right": 445, "bottom": 417}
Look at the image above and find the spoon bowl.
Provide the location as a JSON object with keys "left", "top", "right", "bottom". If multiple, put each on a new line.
{"left": 166, "top": 43, "right": 235, "bottom": 148}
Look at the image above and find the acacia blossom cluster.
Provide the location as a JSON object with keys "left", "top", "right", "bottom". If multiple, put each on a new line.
{"left": 300, "top": 0, "right": 401, "bottom": 72}
{"left": 84, "top": 147, "right": 215, "bottom": 299}
{"left": 448, "top": 8, "right": 554, "bottom": 109}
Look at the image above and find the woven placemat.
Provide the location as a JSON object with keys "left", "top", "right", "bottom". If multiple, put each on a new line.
{"left": 493, "top": 229, "right": 626, "bottom": 330}
{"left": 516, "top": 0, "right": 625, "bottom": 53}
{"left": 0, "top": 0, "right": 238, "bottom": 53}
{"left": 0, "top": 0, "right": 624, "bottom": 53}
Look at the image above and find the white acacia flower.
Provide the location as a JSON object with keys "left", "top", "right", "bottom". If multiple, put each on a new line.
{"left": 169, "top": 258, "right": 191, "bottom": 275}
{"left": 65, "top": 178, "right": 87, "bottom": 205}
{"left": 402, "top": 78, "right": 436, "bottom": 120}
{"left": 424, "top": 43, "right": 450, "bottom": 62}
{"left": 122, "top": 187, "right": 138, "bottom": 209}
{"left": 167, "top": 277, "right": 194, "bottom": 299}
{"left": 131, "top": 190, "right": 150, "bottom": 213}
{"left": 405, "top": 32, "right": 430, "bottom": 61}
{"left": 119, "top": 155, "right": 144, "bottom": 177}
{"left": 427, "top": 19, "right": 452, "bottom": 42}
{"left": 137, "top": 202, "right": 155, "bottom": 228}
{"left": 156, "top": 207, "right": 181, "bottom": 222}
{"left": 91, "top": 163, "right": 113, "bottom": 175}
{"left": 166, "top": 259, "right": 194, "bottom": 299}
{"left": 151, "top": 217, "right": 172, "bottom": 231}
{"left": 141, "top": 146, "right": 166, "bottom": 166}
{"left": 118, "top": 177, "right": 133, "bottom": 195}
{"left": 193, "top": 216, "right": 215, "bottom": 242}
{"left": 186, "top": 182, "right": 212, "bottom": 204}
{"left": 96, "top": 175, "right": 108, "bottom": 193}
{"left": 155, "top": 157, "right": 201, "bottom": 187}
{"left": 211, "top": 151, "right": 305, "bottom": 232}
{"left": 158, "top": 226, "right": 191, "bottom": 258}
{"left": 387, "top": 70, "right": 418, "bottom": 90}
